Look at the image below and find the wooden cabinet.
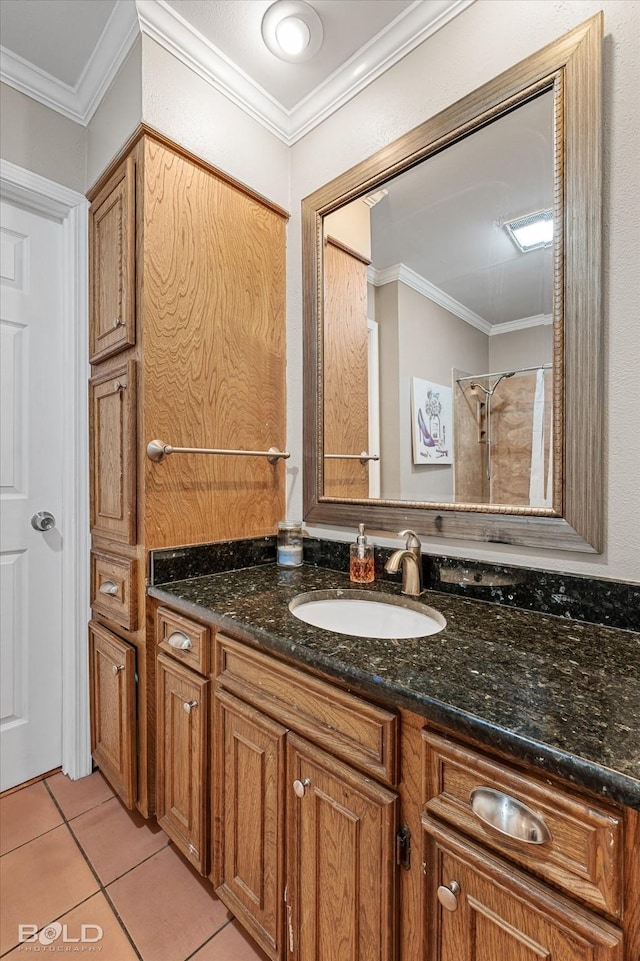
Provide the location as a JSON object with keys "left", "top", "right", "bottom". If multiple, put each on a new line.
{"left": 89, "top": 621, "right": 137, "bottom": 808}
{"left": 213, "top": 630, "right": 400, "bottom": 961}
{"left": 213, "top": 688, "right": 286, "bottom": 959}
{"left": 422, "top": 815, "right": 622, "bottom": 961}
{"left": 87, "top": 128, "right": 287, "bottom": 816}
{"left": 156, "top": 654, "right": 209, "bottom": 874}
{"left": 89, "top": 157, "right": 135, "bottom": 364}
{"left": 89, "top": 361, "right": 136, "bottom": 545}
{"left": 286, "top": 733, "right": 398, "bottom": 961}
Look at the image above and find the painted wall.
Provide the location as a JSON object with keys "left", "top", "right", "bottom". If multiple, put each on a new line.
{"left": 140, "top": 36, "right": 290, "bottom": 211}
{"left": 489, "top": 324, "right": 553, "bottom": 373}
{"left": 290, "top": 0, "right": 640, "bottom": 582}
{"left": 0, "top": 82, "right": 87, "bottom": 192}
{"left": 87, "top": 40, "right": 142, "bottom": 189}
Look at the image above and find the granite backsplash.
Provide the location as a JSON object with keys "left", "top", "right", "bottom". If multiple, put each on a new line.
{"left": 150, "top": 535, "right": 640, "bottom": 633}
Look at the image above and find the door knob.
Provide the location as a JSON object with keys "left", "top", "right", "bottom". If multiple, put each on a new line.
{"left": 31, "top": 511, "right": 56, "bottom": 532}
{"left": 437, "top": 880, "right": 461, "bottom": 912}
{"left": 293, "top": 778, "right": 311, "bottom": 798}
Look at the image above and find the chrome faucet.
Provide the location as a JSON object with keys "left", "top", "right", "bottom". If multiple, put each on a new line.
{"left": 384, "top": 530, "right": 424, "bottom": 596}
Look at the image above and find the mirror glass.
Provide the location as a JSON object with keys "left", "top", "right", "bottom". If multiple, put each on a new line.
{"left": 322, "top": 89, "right": 555, "bottom": 509}
{"left": 303, "top": 14, "right": 603, "bottom": 552}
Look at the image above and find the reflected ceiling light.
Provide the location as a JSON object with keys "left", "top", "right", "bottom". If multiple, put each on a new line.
{"left": 504, "top": 209, "right": 553, "bottom": 252}
{"left": 261, "top": 0, "right": 323, "bottom": 63}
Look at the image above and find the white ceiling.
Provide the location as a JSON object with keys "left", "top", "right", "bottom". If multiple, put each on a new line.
{"left": 0, "top": 0, "right": 473, "bottom": 140}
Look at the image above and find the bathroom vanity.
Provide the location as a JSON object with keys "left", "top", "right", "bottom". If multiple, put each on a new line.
{"left": 147, "top": 560, "right": 640, "bottom": 961}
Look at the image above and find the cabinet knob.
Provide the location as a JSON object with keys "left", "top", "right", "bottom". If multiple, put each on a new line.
{"left": 167, "top": 631, "right": 193, "bottom": 650}
{"left": 113, "top": 317, "right": 125, "bottom": 328}
{"left": 183, "top": 700, "right": 198, "bottom": 714}
{"left": 293, "top": 778, "right": 311, "bottom": 798}
{"left": 112, "top": 664, "right": 125, "bottom": 675}
{"left": 99, "top": 580, "right": 119, "bottom": 596}
{"left": 437, "top": 880, "right": 460, "bottom": 912}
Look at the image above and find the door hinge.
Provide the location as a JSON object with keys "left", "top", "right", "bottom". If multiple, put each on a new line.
{"left": 396, "top": 824, "right": 411, "bottom": 870}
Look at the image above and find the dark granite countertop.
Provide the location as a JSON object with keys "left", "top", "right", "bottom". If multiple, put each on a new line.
{"left": 148, "top": 564, "right": 640, "bottom": 810}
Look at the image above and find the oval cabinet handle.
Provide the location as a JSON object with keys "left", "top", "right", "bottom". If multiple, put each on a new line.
{"left": 112, "top": 664, "right": 125, "bottom": 675}
{"left": 437, "top": 880, "right": 460, "bottom": 912}
{"left": 293, "top": 778, "right": 311, "bottom": 798}
{"left": 113, "top": 317, "right": 125, "bottom": 328}
{"left": 183, "top": 700, "right": 198, "bottom": 714}
{"left": 99, "top": 580, "right": 119, "bottom": 596}
{"left": 167, "top": 631, "right": 193, "bottom": 651}
{"left": 470, "top": 787, "right": 551, "bottom": 845}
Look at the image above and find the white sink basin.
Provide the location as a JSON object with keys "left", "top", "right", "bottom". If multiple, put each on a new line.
{"left": 289, "top": 590, "right": 446, "bottom": 639}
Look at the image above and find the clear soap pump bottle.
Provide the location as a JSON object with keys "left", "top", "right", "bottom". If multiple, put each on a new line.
{"left": 350, "top": 523, "right": 375, "bottom": 583}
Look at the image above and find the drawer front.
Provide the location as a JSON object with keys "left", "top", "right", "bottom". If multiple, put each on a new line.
{"left": 90, "top": 550, "right": 137, "bottom": 630}
{"left": 156, "top": 607, "right": 210, "bottom": 676}
{"left": 216, "top": 633, "right": 397, "bottom": 784}
{"left": 422, "top": 730, "right": 623, "bottom": 917}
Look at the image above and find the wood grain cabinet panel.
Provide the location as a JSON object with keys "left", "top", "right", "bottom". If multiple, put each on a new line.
{"left": 89, "top": 360, "right": 136, "bottom": 544}
{"left": 89, "top": 621, "right": 137, "bottom": 809}
{"left": 216, "top": 633, "right": 397, "bottom": 784}
{"left": 213, "top": 688, "right": 287, "bottom": 960}
{"left": 422, "top": 731, "right": 623, "bottom": 917}
{"left": 156, "top": 654, "right": 209, "bottom": 874}
{"left": 422, "top": 815, "right": 622, "bottom": 961}
{"left": 286, "top": 733, "right": 398, "bottom": 961}
{"left": 89, "top": 157, "right": 135, "bottom": 363}
{"left": 90, "top": 549, "right": 137, "bottom": 630}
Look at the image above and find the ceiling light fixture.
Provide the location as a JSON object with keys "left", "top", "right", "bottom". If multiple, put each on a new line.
{"left": 504, "top": 210, "right": 553, "bottom": 253}
{"left": 261, "top": 0, "right": 323, "bottom": 63}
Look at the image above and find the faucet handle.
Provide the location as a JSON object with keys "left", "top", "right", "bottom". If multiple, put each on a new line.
{"left": 398, "top": 529, "right": 421, "bottom": 553}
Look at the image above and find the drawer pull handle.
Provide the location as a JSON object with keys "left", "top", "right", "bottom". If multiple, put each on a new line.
{"left": 293, "top": 778, "right": 311, "bottom": 798}
{"left": 437, "top": 880, "right": 460, "bottom": 912}
{"left": 184, "top": 700, "right": 198, "bottom": 714}
{"left": 470, "top": 787, "right": 551, "bottom": 845}
{"left": 99, "top": 580, "right": 119, "bottom": 596}
{"left": 112, "top": 664, "right": 125, "bottom": 675}
{"left": 167, "top": 631, "right": 193, "bottom": 651}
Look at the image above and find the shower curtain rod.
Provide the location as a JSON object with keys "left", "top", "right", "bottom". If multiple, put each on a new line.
{"left": 455, "top": 363, "right": 552, "bottom": 384}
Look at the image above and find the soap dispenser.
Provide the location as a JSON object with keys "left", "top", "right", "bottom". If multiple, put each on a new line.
{"left": 350, "top": 523, "right": 375, "bottom": 583}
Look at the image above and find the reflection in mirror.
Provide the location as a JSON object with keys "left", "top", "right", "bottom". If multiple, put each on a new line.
{"left": 322, "top": 90, "right": 555, "bottom": 508}
{"left": 305, "top": 13, "right": 603, "bottom": 551}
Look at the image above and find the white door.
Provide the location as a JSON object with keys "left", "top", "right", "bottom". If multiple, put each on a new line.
{"left": 0, "top": 198, "right": 64, "bottom": 790}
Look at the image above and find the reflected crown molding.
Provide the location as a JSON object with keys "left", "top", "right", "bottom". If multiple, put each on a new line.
{"left": 369, "top": 263, "right": 553, "bottom": 336}
{"left": 0, "top": 0, "right": 139, "bottom": 126}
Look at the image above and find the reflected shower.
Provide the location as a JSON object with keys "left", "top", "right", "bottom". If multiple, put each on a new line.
{"left": 468, "top": 371, "right": 515, "bottom": 481}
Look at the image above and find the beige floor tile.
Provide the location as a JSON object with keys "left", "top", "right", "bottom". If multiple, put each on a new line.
{"left": 2, "top": 891, "right": 138, "bottom": 961}
{"left": 191, "top": 920, "right": 270, "bottom": 961}
{"left": 0, "top": 824, "right": 99, "bottom": 954}
{"left": 108, "top": 845, "right": 230, "bottom": 961}
{"left": 46, "top": 770, "right": 114, "bottom": 820}
{"left": 71, "top": 795, "right": 169, "bottom": 884}
{"left": 0, "top": 782, "right": 63, "bottom": 855}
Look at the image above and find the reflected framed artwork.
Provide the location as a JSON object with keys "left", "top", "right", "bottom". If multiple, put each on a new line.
{"left": 411, "top": 378, "right": 452, "bottom": 465}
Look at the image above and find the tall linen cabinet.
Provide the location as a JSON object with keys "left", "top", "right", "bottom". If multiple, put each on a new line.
{"left": 87, "top": 128, "right": 287, "bottom": 817}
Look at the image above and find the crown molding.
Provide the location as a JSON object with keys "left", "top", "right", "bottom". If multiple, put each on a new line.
{"left": 368, "top": 263, "right": 492, "bottom": 335}
{"left": 136, "top": 0, "right": 475, "bottom": 146}
{"left": 0, "top": 0, "right": 139, "bottom": 126}
{"left": 490, "top": 313, "right": 553, "bottom": 335}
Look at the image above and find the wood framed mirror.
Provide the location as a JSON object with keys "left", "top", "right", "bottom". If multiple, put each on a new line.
{"left": 302, "top": 13, "right": 603, "bottom": 552}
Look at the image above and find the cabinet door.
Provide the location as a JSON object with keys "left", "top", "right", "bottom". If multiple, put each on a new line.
{"left": 89, "top": 621, "right": 137, "bottom": 809}
{"left": 213, "top": 688, "right": 287, "bottom": 960}
{"left": 156, "top": 654, "right": 209, "bottom": 874}
{"left": 287, "top": 733, "right": 398, "bottom": 961}
{"left": 89, "top": 360, "right": 136, "bottom": 544}
{"left": 422, "top": 815, "right": 622, "bottom": 961}
{"left": 89, "top": 156, "right": 135, "bottom": 363}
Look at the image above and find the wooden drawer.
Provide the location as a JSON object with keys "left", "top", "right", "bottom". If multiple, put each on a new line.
{"left": 90, "top": 550, "right": 137, "bottom": 630}
{"left": 216, "top": 633, "right": 398, "bottom": 784}
{"left": 422, "top": 730, "right": 623, "bottom": 918}
{"left": 156, "top": 607, "right": 210, "bottom": 676}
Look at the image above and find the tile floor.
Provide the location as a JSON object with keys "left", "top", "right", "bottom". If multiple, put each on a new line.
{"left": 0, "top": 771, "right": 269, "bottom": 961}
